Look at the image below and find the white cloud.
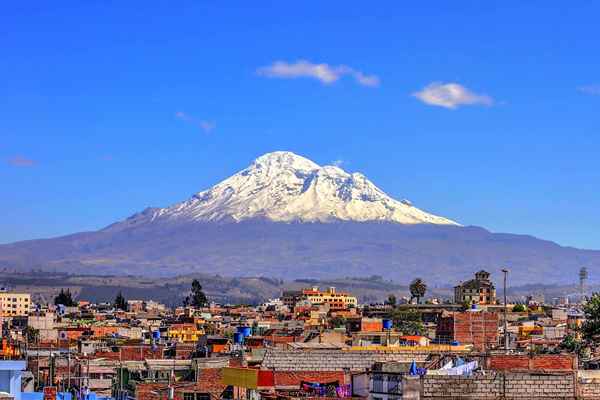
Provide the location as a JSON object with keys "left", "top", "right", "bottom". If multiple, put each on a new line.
{"left": 199, "top": 120, "right": 216, "bottom": 133}
{"left": 7, "top": 155, "right": 36, "bottom": 167}
{"left": 578, "top": 85, "right": 600, "bottom": 95}
{"left": 331, "top": 159, "right": 345, "bottom": 167}
{"left": 175, "top": 111, "right": 215, "bottom": 133}
{"left": 413, "top": 82, "right": 493, "bottom": 109}
{"left": 257, "top": 60, "right": 380, "bottom": 87}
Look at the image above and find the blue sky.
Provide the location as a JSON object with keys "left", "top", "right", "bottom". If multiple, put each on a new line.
{"left": 1, "top": 2, "right": 599, "bottom": 249}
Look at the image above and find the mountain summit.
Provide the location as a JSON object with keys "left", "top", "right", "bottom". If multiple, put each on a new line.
{"left": 115, "top": 151, "right": 458, "bottom": 228}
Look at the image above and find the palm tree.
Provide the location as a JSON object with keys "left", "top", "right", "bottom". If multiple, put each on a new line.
{"left": 409, "top": 278, "right": 427, "bottom": 304}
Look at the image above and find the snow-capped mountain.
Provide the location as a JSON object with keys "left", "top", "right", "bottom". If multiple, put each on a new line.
{"left": 117, "top": 151, "right": 458, "bottom": 227}
{"left": 1, "top": 150, "right": 599, "bottom": 284}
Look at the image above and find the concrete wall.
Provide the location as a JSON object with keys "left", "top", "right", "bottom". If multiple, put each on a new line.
{"left": 412, "top": 371, "right": 577, "bottom": 399}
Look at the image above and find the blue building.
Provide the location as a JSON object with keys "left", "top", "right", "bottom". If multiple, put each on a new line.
{"left": 0, "top": 360, "right": 26, "bottom": 400}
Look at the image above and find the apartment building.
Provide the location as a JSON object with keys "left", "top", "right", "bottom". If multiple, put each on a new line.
{"left": 282, "top": 286, "right": 357, "bottom": 311}
{"left": 0, "top": 292, "right": 32, "bottom": 316}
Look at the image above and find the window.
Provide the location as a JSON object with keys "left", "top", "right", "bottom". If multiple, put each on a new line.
{"left": 372, "top": 374, "right": 385, "bottom": 393}
{"left": 388, "top": 375, "right": 402, "bottom": 394}
{"left": 183, "top": 393, "right": 195, "bottom": 400}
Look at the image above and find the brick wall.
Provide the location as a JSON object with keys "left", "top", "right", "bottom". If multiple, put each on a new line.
{"left": 95, "top": 345, "right": 164, "bottom": 361}
{"left": 436, "top": 312, "right": 498, "bottom": 350}
{"left": 580, "top": 379, "right": 600, "bottom": 399}
{"left": 488, "top": 354, "right": 575, "bottom": 371}
{"left": 273, "top": 371, "right": 346, "bottom": 387}
{"left": 136, "top": 368, "right": 225, "bottom": 400}
{"left": 420, "top": 371, "right": 575, "bottom": 399}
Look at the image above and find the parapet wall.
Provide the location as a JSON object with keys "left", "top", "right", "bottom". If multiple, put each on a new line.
{"left": 420, "top": 371, "right": 576, "bottom": 399}
{"left": 487, "top": 354, "right": 576, "bottom": 371}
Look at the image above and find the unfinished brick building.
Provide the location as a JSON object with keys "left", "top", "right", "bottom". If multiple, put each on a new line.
{"left": 436, "top": 311, "right": 499, "bottom": 350}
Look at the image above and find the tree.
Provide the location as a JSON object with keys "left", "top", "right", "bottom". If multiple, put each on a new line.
{"left": 582, "top": 292, "right": 600, "bottom": 344}
{"left": 391, "top": 308, "right": 424, "bottom": 335}
{"left": 184, "top": 279, "right": 208, "bottom": 308}
{"left": 385, "top": 294, "right": 397, "bottom": 307}
{"left": 560, "top": 333, "right": 582, "bottom": 354}
{"left": 409, "top": 278, "right": 427, "bottom": 304}
{"left": 114, "top": 291, "right": 127, "bottom": 311}
{"left": 512, "top": 304, "right": 526, "bottom": 312}
{"left": 330, "top": 316, "right": 347, "bottom": 329}
{"left": 54, "top": 289, "right": 76, "bottom": 307}
{"left": 25, "top": 326, "right": 40, "bottom": 343}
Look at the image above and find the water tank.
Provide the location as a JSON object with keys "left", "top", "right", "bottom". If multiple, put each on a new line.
{"left": 382, "top": 319, "right": 393, "bottom": 330}
{"left": 152, "top": 330, "right": 161, "bottom": 340}
{"left": 233, "top": 332, "right": 244, "bottom": 344}
{"left": 237, "top": 326, "right": 252, "bottom": 337}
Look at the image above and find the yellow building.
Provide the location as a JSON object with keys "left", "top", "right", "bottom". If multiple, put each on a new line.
{"left": 301, "top": 287, "right": 357, "bottom": 310}
{"left": 167, "top": 323, "right": 204, "bottom": 342}
{"left": 0, "top": 292, "right": 32, "bottom": 316}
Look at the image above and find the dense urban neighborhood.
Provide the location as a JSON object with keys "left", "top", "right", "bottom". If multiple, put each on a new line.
{"left": 1, "top": 270, "right": 600, "bottom": 400}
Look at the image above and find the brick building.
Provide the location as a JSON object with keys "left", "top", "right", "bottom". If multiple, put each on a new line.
{"left": 436, "top": 311, "right": 498, "bottom": 350}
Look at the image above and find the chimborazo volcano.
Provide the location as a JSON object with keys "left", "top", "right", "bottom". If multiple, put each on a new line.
{"left": 1, "top": 151, "right": 598, "bottom": 284}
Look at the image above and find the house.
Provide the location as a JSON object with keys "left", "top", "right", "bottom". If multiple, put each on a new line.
{"left": 454, "top": 270, "right": 497, "bottom": 305}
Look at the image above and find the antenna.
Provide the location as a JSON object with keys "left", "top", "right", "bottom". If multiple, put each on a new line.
{"left": 580, "top": 267, "right": 588, "bottom": 301}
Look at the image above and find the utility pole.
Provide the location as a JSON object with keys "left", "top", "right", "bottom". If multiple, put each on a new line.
{"left": 502, "top": 268, "right": 509, "bottom": 353}
{"left": 119, "top": 346, "right": 123, "bottom": 392}
{"left": 67, "top": 350, "right": 71, "bottom": 391}
{"left": 36, "top": 335, "right": 40, "bottom": 390}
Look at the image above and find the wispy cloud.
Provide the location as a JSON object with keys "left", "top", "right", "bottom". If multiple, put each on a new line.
{"left": 578, "top": 85, "right": 600, "bottom": 95}
{"left": 257, "top": 60, "right": 380, "bottom": 87}
{"left": 175, "top": 111, "right": 215, "bottom": 133}
{"left": 331, "top": 159, "right": 345, "bottom": 167}
{"left": 413, "top": 82, "right": 493, "bottom": 109}
{"left": 7, "top": 155, "right": 36, "bottom": 167}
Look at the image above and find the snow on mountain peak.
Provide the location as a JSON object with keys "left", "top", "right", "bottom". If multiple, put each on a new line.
{"left": 252, "top": 151, "right": 319, "bottom": 172}
{"left": 122, "top": 151, "right": 459, "bottom": 226}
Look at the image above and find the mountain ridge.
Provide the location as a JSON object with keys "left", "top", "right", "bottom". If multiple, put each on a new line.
{"left": 0, "top": 151, "right": 598, "bottom": 285}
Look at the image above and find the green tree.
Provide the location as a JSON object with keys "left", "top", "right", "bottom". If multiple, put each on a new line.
{"left": 25, "top": 326, "right": 40, "bottom": 343}
{"left": 391, "top": 308, "right": 425, "bottom": 335}
{"left": 330, "top": 316, "right": 347, "bottom": 329}
{"left": 409, "top": 278, "right": 427, "bottom": 304}
{"left": 560, "top": 333, "right": 582, "bottom": 354}
{"left": 512, "top": 304, "right": 526, "bottom": 312}
{"left": 385, "top": 294, "right": 397, "bottom": 307}
{"left": 185, "top": 279, "right": 208, "bottom": 308}
{"left": 582, "top": 292, "right": 600, "bottom": 344}
{"left": 114, "top": 291, "right": 127, "bottom": 311}
{"left": 54, "top": 289, "right": 77, "bottom": 307}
